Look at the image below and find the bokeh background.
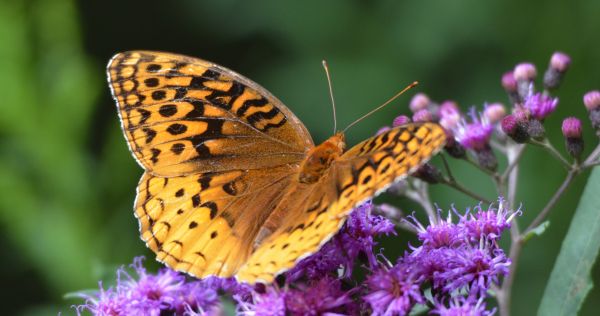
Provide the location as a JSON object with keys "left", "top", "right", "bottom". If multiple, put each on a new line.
{"left": 1, "top": 0, "right": 599, "bottom": 315}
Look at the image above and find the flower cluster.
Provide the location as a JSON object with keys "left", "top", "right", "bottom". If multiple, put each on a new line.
{"left": 363, "top": 200, "right": 516, "bottom": 315}
{"left": 74, "top": 200, "right": 515, "bottom": 315}
{"left": 74, "top": 257, "right": 251, "bottom": 316}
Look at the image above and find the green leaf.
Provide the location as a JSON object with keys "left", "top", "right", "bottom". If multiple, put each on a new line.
{"left": 538, "top": 167, "right": 600, "bottom": 316}
{"left": 522, "top": 220, "right": 550, "bottom": 242}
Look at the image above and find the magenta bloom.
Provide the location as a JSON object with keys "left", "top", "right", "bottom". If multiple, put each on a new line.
{"left": 286, "top": 277, "right": 356, "bottom": 315}
{"left": 453, "top": 109, "right": 494, "bottom": 150}
{"left": 364, "top": 264, "right": 424, "bottom": 316}
{"left": 236, "top": 288, "right": 286, "bottom": 316}
{"left": 436, "top": 243, "right": 510, "bottom": 294}
{"left": 460, "top": 199, "right": 518, "bottom": 242}
{"left": 286, "top": 201, "right": 395, "bottom": 281}
{"left": 74, "top": 258, "right": 249, "bottom": 316}
{"left": 523, "top": 88, "right": 559, "bottom": 120}
{"left": 431, "top": 296, "right": 495, "bottom": 316}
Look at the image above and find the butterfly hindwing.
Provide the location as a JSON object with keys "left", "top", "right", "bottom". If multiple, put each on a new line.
{"left": 108, "top": 51, "right": 313, "bottom": 176}
{"left": 135, "top": 167, "right": 297, "bottom": 278}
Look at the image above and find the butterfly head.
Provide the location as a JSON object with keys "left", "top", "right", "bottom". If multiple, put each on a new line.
{"left": 298, "top": 133, "right": 346, "bottom": 184}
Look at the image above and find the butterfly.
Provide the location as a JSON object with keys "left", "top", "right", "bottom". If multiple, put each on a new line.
{"left": 107, "top": 51, "right": 446, "bottom": 284}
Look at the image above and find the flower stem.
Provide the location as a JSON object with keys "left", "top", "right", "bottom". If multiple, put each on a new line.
{"left": 441, "top": 177, "right": 491, "bottom": 203}
{"left": 501, "top": 144, "right": 526, "bottom": 181}
{"left": 523, "top": 169, "right": 577, "bottom": 235}
{"left": 439, "top": 154, "right": 491, "bottom": 203}
{"left": 497, "top": 141, "right": 524, "bottom": 316}
{"left": 583, "top": 143, "right": 600, "bottom": 168}
{"left": 530, "top": 138, "right": 571, "bottom": 170}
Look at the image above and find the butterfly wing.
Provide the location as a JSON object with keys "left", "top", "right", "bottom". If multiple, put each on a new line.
{"left": 135, "top": 168, "right": 297, "bottom": 279}
{"left": 236, "top": 123, "right": 446, "bottom": 283}
{"left": 108, "top": 51, "right": 315, "bottom": 279}
{"left": 108, "top": 51, "right": 313, "bottom": 176}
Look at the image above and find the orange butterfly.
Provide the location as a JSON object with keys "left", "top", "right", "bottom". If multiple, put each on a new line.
{"left": 108, "top": 51, "right": 446, "bottom": 284}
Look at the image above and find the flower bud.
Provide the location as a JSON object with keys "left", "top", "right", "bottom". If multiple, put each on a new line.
{"left": 583, "top": 91, "right": 600, "bottom": 130}
{"left": 392, "top": 115, "right": 411, "bottom": 127}
{"left": 544, "top": 52, "right": 571, "bottom": 89}
{"left": 514, "top": 63, "right": 537, "bottom": 98}
{"left": 501, "top": 114, "right": 529, "bottom": 143}
{"left": 443, "top": 129, "right": 466, "bottom": 159}
{"left": 413, "top": 163, "right": 443, "bottom": 184}
{"left": 409, "top": 93, "right": 430, "bottom": 113}
{"left": 562, "top": 117, "right": 583, "bottom": 159}
{"left": 438, "top": 101, "right": 460, "bottom": 129}
{"left": 483, "top": 103, "right": 506, "bottom": 124}
{"left": 527, "top": 119, "right": 545, "bottom": 140}
{"left": 413, "top": 109, "right": 433, "bottom": 122}
{"left": 502, "top": 71, "right": 520, "bottom": 104}
{"left": 501, "top": 71, "right": 517, "bottom": 93}
{"left": 583, "top": 90, "right": 600, "bottom": 111}
{"left": 475, "top": 145, "right": 498, "bottom": 171}
{"left": 376, "top": 126, "right": 391, "bottom": 135}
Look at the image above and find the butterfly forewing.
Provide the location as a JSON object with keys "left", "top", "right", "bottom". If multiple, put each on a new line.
{"left": 108, "top": 51, "right": 313, "bottom": 176}
{"left": 236, "top": 123, "right": 446, "bottom": 283}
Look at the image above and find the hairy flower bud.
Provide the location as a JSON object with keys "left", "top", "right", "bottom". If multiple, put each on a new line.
{"left": 475, "top": 145, "right": 498, "bottom": 171}
{"left": 501, "top": 114, "right": 529, "bottom": 143}
{"left": 414, "top": 163, "right": 443, "bottom": 184}
{"left": 527, "top": 119, "right": 545, "bottom": 140}
{"left": 562, "top": 117, "right": 584, "bottom": 159}
{"left": 392, "top": 115, "right": 411, "bottom": 127}
{"left": 483, "top": 103, "right": 506, "bottom": 124}
{"left": 410, "top": 93, "right": 431, "bottom": 113}
{"left": 544, "top": 52, "right": 571, "bottom": 89}
{"left": 413, "top": 109, "right": 433, "bottom": 122}
{"left": 514, "top": 63, "right": 537, "bottom": 99}
{"left": 583, "top": 91, "right": 600, "bottom": 130}
{"left": 583, "top": 90, "right": 600, "bottom": 111}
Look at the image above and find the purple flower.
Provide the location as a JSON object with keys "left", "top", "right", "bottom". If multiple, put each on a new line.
{"left": 523, "top": 86, "right": 559, "bottom": 120}
{"left": 122, "top": 258, "right": 188, "bottom": 315}
{"left": 439, "top": 101, "right": 462, "bottom": 131}
{"left": 287, "top": 201, "right": 395, "bottom": 281}
{"left": 286, "top": 277, "right": 356, "bottom": 315}
{"left": 453, "top": 108, "right": 494, "bottom": 150}
{"left": 74, "top": 257, "right": 236, "bottom": 316}
{"left": 435, "top": 243, "right": 510, "bottom": 295}
{"left": 75, "top": 284, "right": 126, "bottom": 316}
{"left": 460, "top": 200, "right": 517, "bottom": 242}
{"left": 407, "top": 211, "right": 461, "bottom": 250}
{"left": 236, "top": 288, "right": 286, "bottom": 316}
{"left": 431, "top": 296, "right": 495, "bottom": 316}
{"left": 364, "top": 263, "right": 424, "bottom": 316}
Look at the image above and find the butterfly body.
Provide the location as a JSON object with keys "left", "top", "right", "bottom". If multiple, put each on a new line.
{"left": 108, "top": 51, "right": 446, "bottom": 284}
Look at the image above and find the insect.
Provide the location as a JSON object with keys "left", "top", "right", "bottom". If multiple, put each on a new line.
{"left": 107, "top": 51, "right": 446, "bottom": 284}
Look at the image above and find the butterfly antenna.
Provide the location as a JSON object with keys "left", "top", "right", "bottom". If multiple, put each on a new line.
{"left": 322, "top": 60, "right": 338, "bottom": 134}
{"left": 342, "top": 81, "right": 419, "bottom": 133}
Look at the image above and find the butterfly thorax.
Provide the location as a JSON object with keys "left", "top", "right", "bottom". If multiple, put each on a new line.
{"left": 298, "top": 133, "right": 346, "bottom": 184}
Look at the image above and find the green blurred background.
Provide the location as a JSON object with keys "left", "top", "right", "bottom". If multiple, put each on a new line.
{"left": 1, "top": 0, "right": 599, "bottom": 314}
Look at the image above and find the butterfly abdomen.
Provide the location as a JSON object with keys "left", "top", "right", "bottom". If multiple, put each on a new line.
{"left": 298, "top": 133, "right": 346, "bottom": 184}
